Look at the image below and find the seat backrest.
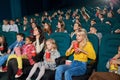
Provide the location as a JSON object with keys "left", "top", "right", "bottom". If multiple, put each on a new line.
{"left": 49, "top": 32, "right": 71, "bottom": 56}
{"left": 95, "top": 23, "right": 112, "bottom": 36}
{"left": 1, "top": 31, "right": 17, "bottom": 46}
{"left": 5, "top": 32, "right": 17, "bottom": 46}
{"left": 97, "top": 34, "right": 120, "bottom": 72}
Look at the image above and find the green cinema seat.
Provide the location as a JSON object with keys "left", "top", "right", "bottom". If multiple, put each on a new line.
{"left": 97, "top": 34, "right": 120, "bottom": 72}
{"left": 49, "top": 32, "right": 71, "bottom": 56}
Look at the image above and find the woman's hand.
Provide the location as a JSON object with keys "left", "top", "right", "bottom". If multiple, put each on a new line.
{"left": 66, "top": 40, "right": 75, "bottom": 52}
{"left": 74, "top": 48, "right": 82, "bottom": 54}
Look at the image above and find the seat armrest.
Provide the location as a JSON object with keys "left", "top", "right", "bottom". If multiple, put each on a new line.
{"left": 55, "top": 56, "right": 68, "bottom": 66}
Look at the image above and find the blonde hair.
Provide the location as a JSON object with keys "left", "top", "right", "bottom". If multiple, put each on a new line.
{"left": 76, "top": 28, "right": 88, "bottom": 49}
{"left": 45, "top": 38, "right": 57, "bottom": 50}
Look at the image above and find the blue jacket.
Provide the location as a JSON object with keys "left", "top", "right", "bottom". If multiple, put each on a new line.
{"left": 8, "top": 40, "right": 25, "bottom": 54}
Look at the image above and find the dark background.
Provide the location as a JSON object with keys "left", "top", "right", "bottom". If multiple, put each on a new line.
{"left": 0, "top": 0, "right": 119, "bottom": 22}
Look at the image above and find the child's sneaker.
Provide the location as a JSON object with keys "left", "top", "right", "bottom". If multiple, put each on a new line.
{"left": 15, "top": 69, "right": 23, "bottom": 78}
{"left": 0, "top": 66, "right": 7, "bottom": 72}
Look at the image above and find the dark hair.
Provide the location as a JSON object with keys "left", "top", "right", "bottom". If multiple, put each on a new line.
{"left": 26, "top": 36, "right": 34, "bottom": 42}
{"left": 35, "top": 26, "right": 45, "bottom": 44}
{"left": 43, "top": 22, "right": 52, "bottom": 35}
{"left": 56, "top": 20, "right": 65, "bottom": 32}
{"left": 16, "top": 33, "right": 24, "bottom": 38}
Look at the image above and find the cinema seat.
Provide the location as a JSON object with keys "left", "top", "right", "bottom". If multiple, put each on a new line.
{"left": 50, "top": 32, "right": 71, "bottom": 56}
{"left": 97, "top": 34, "right": 120, "bottom": 72}
{"left": 66, "top": 34, "right": 99, "bottom": 80}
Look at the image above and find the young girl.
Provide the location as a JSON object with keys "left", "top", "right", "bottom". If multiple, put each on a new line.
{"left": 6, "top": 36, "right": 36, "bottom": 78}
{"left": 106, "top": 46, "right": 120, "bottom": 74}
{"left": 0, "top": 35, "right": 8, "bottom": 56}
{"left": 89, "top": 46, "right": 120, "bottom": 80}
{"left": 0, "top": 35, "right": 8, "bottom": 67}
{"left": 55, "top": 29, "right": 96, "bottom": 80}
{"left": 2, "top": 19, "right": 10, "bottom": 32}
{"left": 26, "top": 39, "right": 60, "bottom": 80}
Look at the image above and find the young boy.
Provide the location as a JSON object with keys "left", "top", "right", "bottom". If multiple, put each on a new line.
{"left": 0, "top": 33, "right": 24, "bottom": 73}
{"left": 6, "top": 36, "right": 36, "bottom": 78}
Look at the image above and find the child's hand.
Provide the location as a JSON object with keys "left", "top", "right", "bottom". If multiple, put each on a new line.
{"left": 14, "top": 47, "right": 21, "bottom": 56}
{"left": 7, "top": 49, "right": 11, "bottom": 54}
{"left": 110, "top": 59, "right": 118, "bottom": 65}
{"left": 46, "top": 58, "right": 51, "bottom": 62}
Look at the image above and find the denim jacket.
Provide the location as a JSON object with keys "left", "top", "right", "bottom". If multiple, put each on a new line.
{"left": 8, "top": 40, "right": 24, "bottom": 54}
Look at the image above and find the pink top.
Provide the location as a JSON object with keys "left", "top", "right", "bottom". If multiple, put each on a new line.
{"left": 22, "top": 44, "right": 36, "bottom": 65}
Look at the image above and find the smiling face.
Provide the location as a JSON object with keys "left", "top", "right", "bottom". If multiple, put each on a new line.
{"left": 46, "top": 41, "right": 53, "bottom": 51}
{"left": 76, "top": 32, "right": 84, "bottom": 42}
{"left": 16, "top": 35, "right": 23, "bottom": 42}
{"left": 25, "top": 37, "right": 32, "bottom": 44}
{"left": 76, "top": 29, "right": 88, "bottom": 43}
{"left": 33, "top": 27, "right": 40, "bottom": 36}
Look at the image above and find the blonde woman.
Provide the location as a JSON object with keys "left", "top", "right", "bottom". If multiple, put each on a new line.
{"left": 26, "top": 39, "right": 60, "bottom": 80}
{"left": 55, "top": 29, "right": 96, "bottom": 80}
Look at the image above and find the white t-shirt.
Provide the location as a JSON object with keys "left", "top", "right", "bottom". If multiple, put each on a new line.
{"left": 2, "top": 24, "right": 10, "bottom": 32}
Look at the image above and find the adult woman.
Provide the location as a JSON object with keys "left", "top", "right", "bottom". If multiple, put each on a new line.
{"left": 55, "top": 29, "right": 96, "bottom": 80}
{"left": 55, "top": 20, "right": 67, "bottom": 33}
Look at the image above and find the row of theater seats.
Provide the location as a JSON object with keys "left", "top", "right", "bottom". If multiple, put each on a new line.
{"left": 0, "top": 30, "right": 120, "bottom": 80}
{"left": 17, "top": 32, "right": 98, "bottom": 80}
{"left": 17, "top": 32, "right": 120, "bottom": 80}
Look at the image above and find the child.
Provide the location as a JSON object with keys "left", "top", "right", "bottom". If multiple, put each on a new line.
{"left": 55, "top": 29, "right": 96, "bottom": 80}
{"left": 89, "top": 46, "right": 120, "bottom": 80}
{"left": 9, "top": 19, "right": 19, "bottom": 33}
{"left": 0, "top": 33, "right": 24, "bottom": 72}
{"left": 88, "top": 26, "right": 102, "bottom": 44}
{"left": 26, "top": 39, "right": 60, "bottom": 80}
{"left": 2, "top": 19, "right": 10, "bottom": 32}
{"left": 0, "top": 35, "right": 8, "bottom": 56}
{"left": 6, "top": 36, "right": 36, "bottom": 78}
{"left": 0, "top": 35, "right": 8, "bottom": 67}
{"left": 106, "top": 46, "right": 120, "bottom": 74}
